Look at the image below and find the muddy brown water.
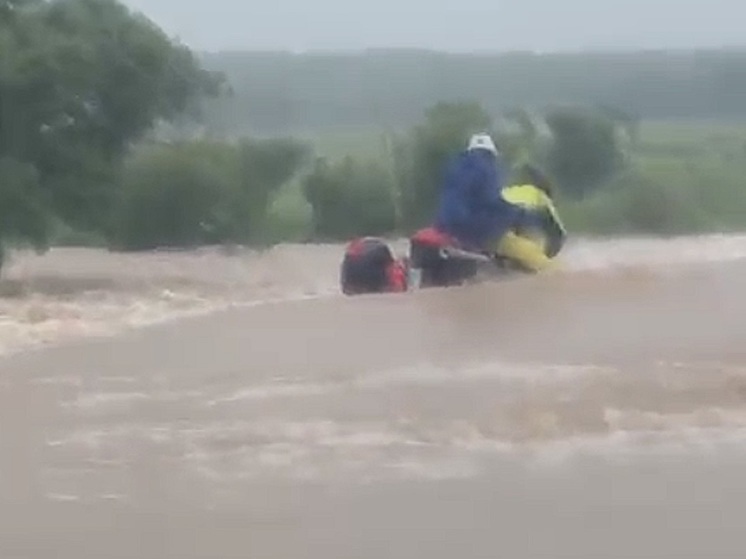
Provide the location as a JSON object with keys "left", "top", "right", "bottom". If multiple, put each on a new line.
{"left": 1, "top": 237, "right": 746, "bottom": 558}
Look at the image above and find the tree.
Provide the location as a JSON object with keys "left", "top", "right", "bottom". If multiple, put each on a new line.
{"left": 0, "top": 157, "right": 48, "bottom": 268}
{"left": 303, "top": 156, "right": 397, "bottom": 240}
{"left": 596, "top": 104, "right": 641, "bottom": 146}
{"left": 216, "top": 138, "right": 311, "bottom": 242}
{"left": 493, "top": 107, "right": 553, "bottom": 168}
{"left": 397, "top": 101, "right": 493, "bottom": 229}
{"left": 110, "top": 138, "right": 310, "bottom": 250}
{"left": 110, "top": 142, "right": 235, "bottom": 250}
{"left": 0, "top": 0, "right": 225, "bottom": 267}
{"left": 544, "top": 107, "right": 625, "bottom": 197}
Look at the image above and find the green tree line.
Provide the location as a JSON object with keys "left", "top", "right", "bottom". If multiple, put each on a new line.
{"left": 3, "top": 0, "right": 746, "bottom": 274}
{"left": 200, "top": 49, "right": 746, "bottom": 136}
{"left": 0, "top": 0, "right": 227, "bottom": 266}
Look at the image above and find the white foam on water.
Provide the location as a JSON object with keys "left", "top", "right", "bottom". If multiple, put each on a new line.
{"left": 205, "top": 382, "right": 333, "bottom": 405}
{"left": 67, "top": 392, "right": 151, "bottom": 409}
{"left": 561, "top": 233, "right": 746, "bottom": 271}
{"left": 7, "top": 236, "right": 746, "bottom": 490}
{"left": 1, "top": 234, "right": 745, "bottom": 357}
{"left": 358, "top": 361, "right": 616, "bottom": 387}
{"left": 41, "top": 399, "right": 746, "bottom": 484}
{"left": 45, "top": 493, "right": 81, "bottom": 502}
{"left": 204, "top": 361, "right": 615, "bottom": 408}
{"left": 36, "top": 349, "right": 746, "bottom": 483}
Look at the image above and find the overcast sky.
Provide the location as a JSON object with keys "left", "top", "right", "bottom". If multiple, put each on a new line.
{"left": 122, "top": 0, "right": 745, "bottom": 53}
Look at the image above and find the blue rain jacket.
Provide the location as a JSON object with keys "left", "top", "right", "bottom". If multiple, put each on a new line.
{"left": 433, "top": 149, "right": 521, "bottom": 249}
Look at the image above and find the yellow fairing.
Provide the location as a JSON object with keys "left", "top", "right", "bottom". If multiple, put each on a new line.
{"left": 493, "top": 231, "right": 553, "bottom": 272}
{"left": 501, "top": 184, "right": 567, "bottom": 237}
{"left": 501, "top": 183, "right": 546, "bottom": 207}
{"left": 489, "top": 184, "right": 566, "bottom": 272}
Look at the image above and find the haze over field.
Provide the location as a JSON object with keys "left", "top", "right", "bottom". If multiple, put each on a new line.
{"left": 122, "top": 0, "right": 746, "bottom": 52}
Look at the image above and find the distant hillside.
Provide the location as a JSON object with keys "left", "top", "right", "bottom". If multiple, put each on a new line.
{"left": 198, "top": 49, "right": 746, "bottom": 136}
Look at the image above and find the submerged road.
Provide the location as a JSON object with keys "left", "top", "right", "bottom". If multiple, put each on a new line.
{"left": 0, "top": 241, "right": 745, "bottom": 557}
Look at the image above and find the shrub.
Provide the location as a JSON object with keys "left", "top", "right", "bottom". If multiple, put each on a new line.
{"left": 109, "top": 138, "right": 309, "bottom": 250}
{"left": 303, "top": 156, "right": 397, "bottom": 240}
{"left": 0, "top": 157, "right": 50, "bottom": 269}
{"left": 545, "top": 106, "right": 626, "bottom": 197}
{"left": 560, "top": 158, "right": 713, "bottom": 235}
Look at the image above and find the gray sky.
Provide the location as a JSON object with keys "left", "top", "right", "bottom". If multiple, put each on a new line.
{"left": 123, "top": 0, "right": 745, "bottom": 53}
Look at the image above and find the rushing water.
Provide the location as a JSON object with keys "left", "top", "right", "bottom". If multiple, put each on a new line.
{"left": 2, "top": 235, "right": 746, "bottom": 558}
{"left": 2, "top": 234, "right": 746, "bottom": 356}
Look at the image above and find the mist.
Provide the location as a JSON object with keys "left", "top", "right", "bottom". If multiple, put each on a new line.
{"left": 122, "top": 0, "right": 746, "bottom": 53}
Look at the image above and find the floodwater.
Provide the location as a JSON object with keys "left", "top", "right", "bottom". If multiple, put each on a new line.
{"left": 1, "top": 235, "right": 746, "bottom": 558}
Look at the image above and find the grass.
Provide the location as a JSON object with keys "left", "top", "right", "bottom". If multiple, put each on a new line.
{"left": 298, "top": 126, "right": 394, "bottom": 161}
{"left": 304, "top": 120, "right": 746, "bottom": 162}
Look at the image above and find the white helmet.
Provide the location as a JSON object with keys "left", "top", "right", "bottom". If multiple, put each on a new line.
{"left": 467, "top": 133, "right": 498, "bottom": 155}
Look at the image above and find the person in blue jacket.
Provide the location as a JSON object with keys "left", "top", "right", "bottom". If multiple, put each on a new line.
{"left": 433, "top": 133, "right": 522, "bottom": 252}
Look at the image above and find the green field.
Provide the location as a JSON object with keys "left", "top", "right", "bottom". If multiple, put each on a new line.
{"left": 260, "top": 119, "right": 746, "bottom": 244}
{"left": 302, "top": 120, "right": 746, "bottom": 161}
